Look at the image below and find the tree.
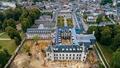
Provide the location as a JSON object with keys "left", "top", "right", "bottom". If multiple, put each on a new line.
{"left": 0, "top": 49, "right": 11, "bottom": 68}
{"left": 95, "top": 27, "right": 102, "bottom": 41}
{"left": 19, "top": 8, "right": 29, "bottom": 22}
{"left": 0, "top": 12, "right": 5, "bottom": 22}
{"left": 100, "top": 0, "right": 113, "bottom": 5}
{"left": 83, "top": 14, "right": 87, "bottom": 19}
{"left": 28, "top": 7, "right": 41, "bottom": 25}
{"left": 111, "top": 34, "right": 120, "bottom": 51}
{"left": 100, "top": 26, "right": 112, "bottom": 45}
{"left": 112, "top": 25, "right": 120, "bottom": 36}
{"left": 87, "top": 26, "right": 97, "bottom": 34}
{"left": 4, "top": 8, "right": 14, "bottom": 19}
{"left": 21, "top": 18, "right": 30, "bottom": 32}
{"left": 96, "top": 14, "right": 103, "bottom": 24}
{"left": 13, "top": 7, "right": 22, "bottom": 21}
{"left": 14, "top": 37, "right": 21, "bottom": 45}
{"left": 20, "top": 8, "right": 41, "bottom": 32}
{"left": 5, "top": 26, "right": 21, "bottom": 45}
{"left": 0, "top": 21, "right": 2, "bottom": 30}
{"left": 2, "top": 19, "right": 16, "bottom": 30}
{"left": 5, "top": 26, "right": 16, "bottom": 39}
{"left": 111, "top": 48, "right": 120, "bottom": 68}
{"left": 32, "top": 35, "right": 39, "bottom": 45}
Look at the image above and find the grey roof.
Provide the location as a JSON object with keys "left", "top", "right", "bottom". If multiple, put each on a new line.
{"left": 47, "top": 45, "right": 83, "bottom": 53}
{"left": 26, "top": 28, "right": 52, "bottom": 34}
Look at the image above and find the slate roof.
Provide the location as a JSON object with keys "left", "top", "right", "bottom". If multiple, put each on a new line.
{"left": 47, "top": 45, "right": 83, "bottom": 53}
{"left": 26, "top": 28, "right": 52, "bottom": 34}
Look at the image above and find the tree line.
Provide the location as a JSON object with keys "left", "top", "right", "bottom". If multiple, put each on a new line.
{"left": 0, "top": 6, "right": 41, "bottom": 45}
{"left": 87, "top": 25, "right": 120, "bottom": 68}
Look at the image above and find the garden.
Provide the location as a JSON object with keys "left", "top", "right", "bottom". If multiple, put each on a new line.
{"left": 66, "top": 18, "right": 73, "bottom": 27}
{"left": 57, "top": 16, "right": 64, "bottom": 27}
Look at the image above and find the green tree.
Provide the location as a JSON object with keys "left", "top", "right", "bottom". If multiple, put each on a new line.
{"left": 28, "top": 8, "right": 41, "bottom": 24}
{"left": 0, "top": 49, "right": 11, "bottom": 68}
{"left": 111, "top": 34, "right": 120, "bottom": 51}
{"left": 19, "top": 8, "right": 29, "bottom": 21}
{"left": 32, "top": 35, "right": 39, "bottom": 45}
{"left": 14, "top": 37, "right": 21, "bottom": 45}
{"left": 111, "top": 48, "right": 120, "bottom": 68}
{"left": 87, "top": 26, "right": 97, "bottom": 34}
{"left": 0, "top": 12, "right": 5, "bottom": 22}
{"left": 5, "top": 26, "right": 21, "bottom": 44}
{"left": 94, "top": 27, "right": 102, "bottom": 41}
{"left": 21, "top": 18, "right": 30, "bottom": 32}
{"left": 112, "top": 25, "right": 120, "bottom": 36}
{"left": 100, "top": 0, "right": 112, "bottom": 5}
{"left": 0, "top": 21, "right": 2, "bottom": 30}
{"left": 2, "top": 19, "right": 16, "bottom": 30}
{"left": 83, "top": 14, "right": 87, "bottom": 19}
{"left": 5, "top": 26, "right": 16, "bottom": 39}
{"left": 100, "top": 26, "right": 112, "bottom": 45}
{"left": 96, "top": 14, "right": 103, "bottom": 24}
{"left": 13, "top": 7, "right": 22, "bottom": 21}
{"left": 4, "top": 8, "right": 14, "bottom": 19}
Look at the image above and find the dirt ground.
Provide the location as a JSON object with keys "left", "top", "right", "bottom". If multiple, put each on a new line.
{"left": 61, "top": 39, "right": 71, "bottom": 45}
{"left": 10, "top": 40, "right": 99, "bottom": 68}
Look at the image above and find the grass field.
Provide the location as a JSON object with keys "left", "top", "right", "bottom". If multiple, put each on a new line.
{"left": 0, "top": 32, "right": 10, "bottom": 38}
{"left": 0, "top": 40, "right": 17, "bottom": 55}
{"left": 99, "top": 44, "right": 113, "bottom": 64}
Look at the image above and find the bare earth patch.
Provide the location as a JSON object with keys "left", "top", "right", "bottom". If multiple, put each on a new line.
{"left": 10, "top": 40, "right": 99, "bottom": 68}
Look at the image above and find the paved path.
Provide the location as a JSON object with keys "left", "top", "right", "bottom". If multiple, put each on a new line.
{"left": 0, "top": 38, "right": 11, "bottom": 40}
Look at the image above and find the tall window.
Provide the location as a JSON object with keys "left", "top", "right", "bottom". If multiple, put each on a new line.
{"left": 69, "top": 57, "right": 71, "bottom": 59}
{"left": 73, "top": 54, "right": 75, "bottom": 56}
{"left": 66, "top": 57, "right": 68, "bottom": 59}
{"left": 62, "top": 54, "right": 64, "bottom": 56}
{"left": 59, "top": 57, "right": 61, "bottom": 59}
{"left": 63, "top": 57, "right": 64, "bottom": 59}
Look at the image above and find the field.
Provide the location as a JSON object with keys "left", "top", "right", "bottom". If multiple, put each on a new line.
{"left": 0, "top": 32, "right": 16, "bottom": 55}
{"left": 0, "top": 40, "right": 17, "bottom": 55}
{"left": 0, "top": 32, "right": 10, "bottom": 39}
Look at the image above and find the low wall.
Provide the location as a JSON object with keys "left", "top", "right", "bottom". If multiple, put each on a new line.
{"left": 4, "top": 38, "right": 26, "bottom": 68}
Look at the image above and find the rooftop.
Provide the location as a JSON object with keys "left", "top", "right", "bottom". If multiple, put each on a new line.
{"left": 47, "top": 45, "right": 83, "bottom": 52}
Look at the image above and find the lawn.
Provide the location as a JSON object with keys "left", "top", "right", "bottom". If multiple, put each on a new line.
{"left": 66, "top": 18, "right": 73, "bottom": 27}
{"left": 57, "top": 16, "right": 64, "bottom": 27}
{"left": 0, "top": 32, "right": 10, "bottom": 38}
{"left": 0, "top": 40, "right": 17, "bottom": 55}
{"left": 98, "top": 43, "right": 113, "bottom": 64}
